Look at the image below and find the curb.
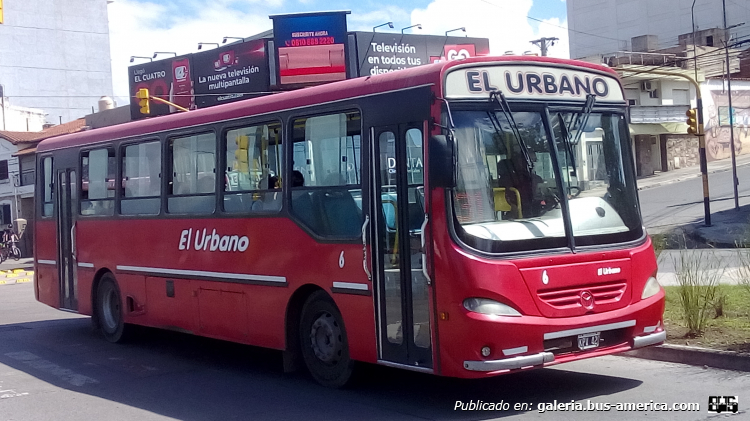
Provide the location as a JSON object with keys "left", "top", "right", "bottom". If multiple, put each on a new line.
{"left": 624, "top": 344, "right": 750, "bottom": 372}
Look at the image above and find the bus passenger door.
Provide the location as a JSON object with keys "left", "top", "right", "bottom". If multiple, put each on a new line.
{"left": 371, "top": 124, "right": 432, "bottom": 369}
{"left": 56, "top": 169, "right": 78, "bottom": 311}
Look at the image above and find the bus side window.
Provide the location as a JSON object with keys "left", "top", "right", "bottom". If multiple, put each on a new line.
{"left": 80, "top": 148, "right": 115, "bottom": 216}
{"left": 121, "top": 141, "right": 161, "bottom": 215}
{"left": 223, "top": 122, "right": 282, "bottom": 213}
{"left": 168, "top": 132, "right": 216, "bottom": 214}
{"left": 290, "top": 111, "right": 362, "bottom": 237}
{"left": 42, "top": 157, "right": 54, "bottom": 217}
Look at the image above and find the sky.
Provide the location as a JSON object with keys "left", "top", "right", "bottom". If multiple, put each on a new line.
{"left": 107, "top": 0, "right": 569, "bottom": 105}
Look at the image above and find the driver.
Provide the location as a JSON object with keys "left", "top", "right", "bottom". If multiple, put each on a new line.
{"left": 497, "top": 152, "right": 543, "bottom": 218}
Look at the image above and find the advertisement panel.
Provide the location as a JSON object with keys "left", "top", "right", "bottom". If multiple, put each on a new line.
{"left": 271, "top": 11, "right": 349, "bottom": 86}
{"left": 192, "top": 39, "right": 269, "bottom": 108}
{"left": 128, "top": 55, "right": 195, "bottom": 120}
{"left": 355, "top": 33, "right": 490, "bottom": 77}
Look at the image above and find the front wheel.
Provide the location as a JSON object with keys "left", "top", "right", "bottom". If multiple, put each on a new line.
{"left": 95, "top": 273, "right": 128, "bottom": 343}
{"left": 11, "top": 246, "right": 20, "bottom": 260}
{"left": 299, "top": 291, "right": 354, "bottom": 388}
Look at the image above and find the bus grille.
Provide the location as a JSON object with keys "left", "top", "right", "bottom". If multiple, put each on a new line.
{"left": 537, "top": 281, "right": 627, "bottom": 310}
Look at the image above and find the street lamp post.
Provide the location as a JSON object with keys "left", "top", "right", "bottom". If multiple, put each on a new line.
{"left": 445, "top": 27, "right": 466, "bottom": 36}
{"left": 373, "top": 22, "right": 393, "bottom": 32}
{"left": 723, "top": 0, "right": 741, "bottom": 211}
{"left": 197, "top": 43, "right": 220, "bottom": 50}
{"left": 401, "top": 24, "right": 422, "bottom": 34}
{"left": 153, "top": 52, "right": 177, "bottom": 59}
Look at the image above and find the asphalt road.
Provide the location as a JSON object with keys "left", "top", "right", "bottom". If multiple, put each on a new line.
{"left": 1, "top": 282, "right": 749, "bottom": 420}
{"left": 640, "top": 164, "right": 750, "bottom": 232}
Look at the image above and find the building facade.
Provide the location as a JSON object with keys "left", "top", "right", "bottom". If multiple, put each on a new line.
{"left": 0, "top": 119, "right": 87, "bottom": 256}
{"left": 567, "top": 0, "right": 750, "bottom": 175}
{"left": 0, "top": 0, "right": 113, "bottom": 125}
{"left": 567, "top": 0, "right": 750, "bottom": 60}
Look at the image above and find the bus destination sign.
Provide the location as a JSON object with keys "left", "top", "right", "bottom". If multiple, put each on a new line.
{"left": 444, "top": 65, "right": 624, "bottom": 102}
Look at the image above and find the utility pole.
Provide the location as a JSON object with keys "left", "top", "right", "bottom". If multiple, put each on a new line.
{"left": 530, "top": 37, "right": 558, "bottom": 57}
{"left": 691, "top": 0, "right": 710, "bottom": 226}
{"left": 722, "top": 0, "right": 740, "bottom": 211}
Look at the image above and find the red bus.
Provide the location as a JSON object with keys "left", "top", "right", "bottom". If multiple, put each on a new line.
{"left": 34, "top": 55, "right": 665, "bottom": 387}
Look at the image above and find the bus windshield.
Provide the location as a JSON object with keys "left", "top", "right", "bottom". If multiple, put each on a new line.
{"left": 451, "top": 107, "right": 642, "bottom": 253}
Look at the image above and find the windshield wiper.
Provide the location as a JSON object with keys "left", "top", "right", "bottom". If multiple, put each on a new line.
{"left": 557, "top": 113, "right": 578, "bottom": 179}
{"left": 557, "top": 94, "right": 596, "bottom": 180}
{"left": 569, "top": 94, "right": 596, "bottom": 146}
{"left": 488, "top": 90, "right": 533, "bottom": 172}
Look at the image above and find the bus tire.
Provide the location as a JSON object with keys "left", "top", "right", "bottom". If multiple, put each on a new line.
{"left": 299, "top": 291, "right": 354, "bottom": 388}
{"left": 95, "top": 273, "right": 128, "bottom": 343}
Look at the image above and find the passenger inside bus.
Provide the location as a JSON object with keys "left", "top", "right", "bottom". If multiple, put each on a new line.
{"left": 252, "top": 174, "right": 280, "bottom": 211}
{"left": 292, "top": 170, "right": 304, "bottom": 187}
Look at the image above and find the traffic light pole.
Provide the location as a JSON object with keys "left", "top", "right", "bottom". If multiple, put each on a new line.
{"left": 616, "top": 67, "right": 710, "bottom": 226}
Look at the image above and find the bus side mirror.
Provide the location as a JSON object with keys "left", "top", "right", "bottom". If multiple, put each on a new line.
{"left": 429, "top": 135, "right": 455, "bottom": 188}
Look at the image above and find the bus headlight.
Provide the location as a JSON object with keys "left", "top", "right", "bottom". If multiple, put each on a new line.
{"left": 641, "top": 276, "right": 661, "bottom": 300}
{"left": 463, "top": 298, "right": 522, "bottom": 316}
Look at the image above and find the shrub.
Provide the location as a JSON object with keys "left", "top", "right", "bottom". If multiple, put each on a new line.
{"left": 672, "top": 249, "right": 723, "bottom": 337}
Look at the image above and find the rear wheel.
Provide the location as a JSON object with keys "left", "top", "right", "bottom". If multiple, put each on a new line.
{"left": 299, "top": 291, "right": 354, "bottom": 388}
{"left": 95, "top": 273, "right": 128, "bottom": 343}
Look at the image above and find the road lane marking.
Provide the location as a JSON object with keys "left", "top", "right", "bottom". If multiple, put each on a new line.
{"left": 0, "top": 389, "right": 29, "bottom": 399}
{"left": 4, "top": 351, "right": 98, "bottom": 387}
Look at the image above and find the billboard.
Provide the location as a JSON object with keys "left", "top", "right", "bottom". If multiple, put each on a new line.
{"left": 271, "top": 11, "right": 349, "bottom": 86}
{"left": 355, "top": 33, "right": 490, "bottom": 77}
{"left": 128, "top": 55, "right": 195, "bottom": 120}
{"left": 192, "top": 39, "right": 269, "bottom": 108}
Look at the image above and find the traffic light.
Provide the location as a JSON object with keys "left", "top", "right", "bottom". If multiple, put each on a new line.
{"left": 136, "top": 88, "right": 150, "bottom": 115}
{"left": 686, "top": 108, "right": 699, "bottom": 136}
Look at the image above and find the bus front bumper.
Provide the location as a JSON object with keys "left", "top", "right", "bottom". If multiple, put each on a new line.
{"left": 462, "top": 329, "right": 666, "bottom": 372}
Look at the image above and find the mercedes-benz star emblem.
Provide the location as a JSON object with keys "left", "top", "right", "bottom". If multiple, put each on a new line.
{"left": 580, "top": 290, "right": 594, "bottom": 309}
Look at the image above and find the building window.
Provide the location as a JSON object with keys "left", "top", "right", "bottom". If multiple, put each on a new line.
{"left": 672, "top": 89, "right": 689, "bottom": 105}
{"left": 717, "top": 106, "right": 746, "bottom": 127}
{"left": 0, "top": 204, "right": 9, "bottom": 226}
{"left": 0, "top": 160, "right": 8, "bottom": 181}
{"left": 224, "top": 122, "right": 282, "bottom": 213}
{"left": 19, "top": 155, "right": 35, "bottom": 186}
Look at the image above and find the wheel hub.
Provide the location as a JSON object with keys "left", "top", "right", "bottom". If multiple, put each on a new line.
{"left": 309, "top": 312, "right": 342, "bottom": 364}
{"left": 102, "top": 288, "right": 119, "bottom": 331}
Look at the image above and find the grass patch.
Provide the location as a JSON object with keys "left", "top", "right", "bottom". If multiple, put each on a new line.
{"left": 663, "top": 284, "right": 750, "bottom": 354}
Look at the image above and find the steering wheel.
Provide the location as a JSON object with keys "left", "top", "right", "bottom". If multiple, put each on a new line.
{"left": 541, "top": 187, "right": 561, "bottom": 212}
{"left": 568, "top": 186, "right": 581, "bottom": 197}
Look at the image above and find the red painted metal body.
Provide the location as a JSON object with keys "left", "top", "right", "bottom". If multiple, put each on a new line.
{"left": 34, "top": 55, "right": 663, "bottom": 379}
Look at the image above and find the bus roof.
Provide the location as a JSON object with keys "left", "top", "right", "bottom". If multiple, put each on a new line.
{"left": 37, "top": 55, "right": 618, "bottom": 153}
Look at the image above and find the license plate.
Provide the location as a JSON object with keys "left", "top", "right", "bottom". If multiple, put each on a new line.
{"left": 577, "top": 332, "right": 600, "bottom": 350}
